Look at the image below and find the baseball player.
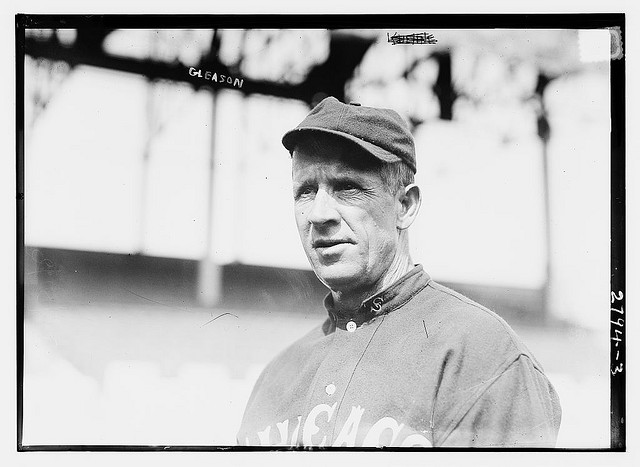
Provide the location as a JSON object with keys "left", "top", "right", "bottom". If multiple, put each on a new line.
{"left": 237, "top": 97, "right": 561, "bottom": 447}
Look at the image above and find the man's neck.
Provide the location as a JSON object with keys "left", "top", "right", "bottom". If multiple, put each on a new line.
{"left": 331, "top": 253, "right": 414, "bottom": 313}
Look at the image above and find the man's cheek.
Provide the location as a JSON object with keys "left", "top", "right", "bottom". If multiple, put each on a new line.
{"left": 295, "top": 220, "right": 309, "bottom": 238}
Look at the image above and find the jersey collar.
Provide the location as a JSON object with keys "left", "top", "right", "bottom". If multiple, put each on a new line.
{"left": 322, "top": 264, "right": 431, "bottom": 333}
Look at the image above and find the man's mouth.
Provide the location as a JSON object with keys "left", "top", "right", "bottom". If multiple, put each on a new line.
{"left": 312, "top": 239, "right": 351, "bottom": 249}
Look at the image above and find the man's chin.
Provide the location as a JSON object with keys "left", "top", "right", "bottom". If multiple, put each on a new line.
{"left": 313, "top": 265, "right": 363, "bottom": 291}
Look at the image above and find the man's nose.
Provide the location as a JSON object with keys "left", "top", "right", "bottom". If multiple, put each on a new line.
{"left": 308, "top": 189, "right": 340, "bottom": 226}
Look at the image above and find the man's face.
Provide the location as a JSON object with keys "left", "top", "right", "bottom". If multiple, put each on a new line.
{"left": 292, "top": 141, "right": 400, "bottom": 294}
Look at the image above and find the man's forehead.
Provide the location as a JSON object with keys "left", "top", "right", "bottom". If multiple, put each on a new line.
{"left": 292, "top": 137, "right": 381, "bottom": 174}
{"left": 292, "top": 149, "right": 380, "bottom": 180}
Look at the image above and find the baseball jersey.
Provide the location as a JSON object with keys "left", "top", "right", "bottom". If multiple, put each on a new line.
{"left": 237, "top": 265, "right": 562, "bottom": 447}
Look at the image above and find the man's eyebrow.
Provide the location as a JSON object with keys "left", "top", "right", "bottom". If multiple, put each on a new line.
{"left": 292, "top": 169, "right": 375, "bottom": 186}
{"left": 327, "top": 173, "right": 371, "bottom": 185}
{"left": 292, "top": 176, "right": 314, "bottom": 187}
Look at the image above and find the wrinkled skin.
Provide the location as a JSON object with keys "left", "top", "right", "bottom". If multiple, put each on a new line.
{"left": 292, "top": 144, "right": 414, "bottom": 306}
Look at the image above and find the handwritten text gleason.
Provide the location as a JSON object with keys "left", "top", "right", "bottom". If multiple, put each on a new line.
{"left": 188, "top": 67, "right": 244, "bottom": 88}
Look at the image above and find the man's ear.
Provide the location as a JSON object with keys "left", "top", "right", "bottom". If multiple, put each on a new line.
{"left": 396, "top": 184, "right": 421, "bottom": 230}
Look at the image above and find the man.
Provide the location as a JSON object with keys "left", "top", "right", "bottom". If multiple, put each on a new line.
{"left": 237, "top": 97, "right": 561, "bottom": 448}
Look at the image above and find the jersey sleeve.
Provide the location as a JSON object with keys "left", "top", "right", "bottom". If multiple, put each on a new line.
{"left": 439, "top": 354, "right": 562, "bottom": 447}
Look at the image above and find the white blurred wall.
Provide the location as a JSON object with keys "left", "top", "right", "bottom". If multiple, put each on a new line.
{"left": 25, "top": 60, "right": 609, "bottom": 329}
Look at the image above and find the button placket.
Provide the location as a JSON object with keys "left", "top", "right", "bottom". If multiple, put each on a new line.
{"left": 300, "top": 322, "right": 379, "bottom": 446}
{"left": 329, "top": 318, "right": 386, "bottom": 444}
{"left": 298, "top": 330, "right": 351, "bottom": 445}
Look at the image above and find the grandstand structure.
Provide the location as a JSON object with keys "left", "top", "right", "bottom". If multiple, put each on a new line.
{"left": 22, "top": 26, "right": 601, "bottom": 323}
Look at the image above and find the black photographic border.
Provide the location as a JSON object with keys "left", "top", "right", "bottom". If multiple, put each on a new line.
{"left": 15, "top": 13, "right": 625, "bottom": 452}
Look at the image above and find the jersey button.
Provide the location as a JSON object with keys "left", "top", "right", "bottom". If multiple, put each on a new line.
{"left": 325, "top": 383, "right": 336, "bottom": 396}
{"left": 346, "top": 321, "right": 357, "bottom": 332}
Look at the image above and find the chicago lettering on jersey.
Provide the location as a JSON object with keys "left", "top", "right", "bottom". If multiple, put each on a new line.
{"left": 246, "top": 403, "right": 432, "bottom": 447}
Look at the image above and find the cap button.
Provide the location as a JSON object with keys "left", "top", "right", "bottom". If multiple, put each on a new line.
{"left": 349, "top": 102, "right": 361, "bottom": 106}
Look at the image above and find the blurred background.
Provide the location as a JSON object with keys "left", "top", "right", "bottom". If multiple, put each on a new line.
{"left": 21, "top": 27, "right": 611, "bottom": 447}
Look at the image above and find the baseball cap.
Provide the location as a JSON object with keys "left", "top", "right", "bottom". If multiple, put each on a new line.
{"left": 282, "top": 97, "right": 417, "bottom": 173}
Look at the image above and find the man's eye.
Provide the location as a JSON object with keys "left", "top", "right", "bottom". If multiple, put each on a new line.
{"left": 295, "top": 186, "right": 316, "bottom": 199}
{"left": 336, "top": 183, "right": 360, "bottom": 192}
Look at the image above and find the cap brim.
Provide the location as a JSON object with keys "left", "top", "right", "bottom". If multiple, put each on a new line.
{"left": 282, "top": 127, "right": 403, "bottom": 165}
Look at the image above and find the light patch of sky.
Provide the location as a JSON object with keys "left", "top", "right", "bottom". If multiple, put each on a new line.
{"left": 103, "top": 29, "right": 214, "bottom": 67}
{"left": 544, "top": 71, "right": 610, "bottom": 329}
{"left": 208, "top": 91, "right": 310, "bottom": 269}
{"left": 25, "top": 66, "right": 148, "bottom": 253}
{"left": 221, "top": 93, "right": 311, "bottom": 269}
{"left": 411, "top": 119, "right": 547, "bottom": 289}
{"left": 578, "top": 29, "right": 611, "bottom": 63}
{"left": 237, "top": 30, "right": 330, "bottom": 84}
{"left": 142, "top": 87, "right": 212, "bottom": 259}
{"left": 102, "top": 29, "right": 152, "bottom": 60}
